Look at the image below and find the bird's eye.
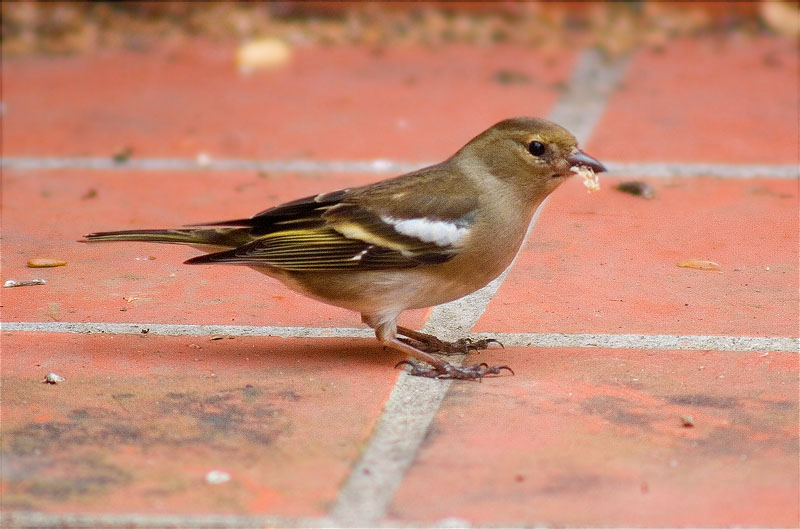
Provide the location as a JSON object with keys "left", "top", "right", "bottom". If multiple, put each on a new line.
{"left": 528, "top": 141, "right": 546, "bottom": 156}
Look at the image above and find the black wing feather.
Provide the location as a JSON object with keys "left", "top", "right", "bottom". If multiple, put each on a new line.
{"left": 183, "top": 183, "right": 476, "bottom": 271}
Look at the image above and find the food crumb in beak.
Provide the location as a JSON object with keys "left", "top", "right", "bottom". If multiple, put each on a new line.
{"left": 571, "top": 165, "right": 600, "bottom": 193}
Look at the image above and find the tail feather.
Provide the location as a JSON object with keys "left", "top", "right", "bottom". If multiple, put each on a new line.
{"left": 81, "top": 228, "right": 254, "bottom": 249}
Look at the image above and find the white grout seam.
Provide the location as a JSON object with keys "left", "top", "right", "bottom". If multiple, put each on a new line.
{"left": 0, "top": 156, "right": 420, "bottom": 174}
{"left": 0, "top": 512, "right": 331, "bottom": 529}
{"left": 604, "top": 161, "right": 798, "bottom": 179}
{"left": 3, "top": 157, "right": 795, "bottom": 179}
{"left": 546, "top": 48, "right": 632, "bottom": 145}
{"left": 4, "top": 509, "right": 790, "bottom": 529}
{"left": 9, "top": 511, "right": 721, "bottom": 529}
{"left": 479, "top": 332, "right": 799, "bottom": 354}
{"left": 0, "top": 321, "right": 375, "bottom": 339}
{"left": 2, "top": 322, "right": 796, "bottom": 353}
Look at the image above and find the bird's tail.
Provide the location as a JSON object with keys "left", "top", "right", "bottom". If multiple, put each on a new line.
{"left": 81, "top": 228, "right": 254, "bottom": 250}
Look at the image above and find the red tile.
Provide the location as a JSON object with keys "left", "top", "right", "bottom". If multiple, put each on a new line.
{"left": 3, "top": 42, "right": 575, "bottom": 160}
{"left": 1, "top": 168, "right": 428, "bottom": 328}
{"left": 587, "top": 37, "right": 797, "bottom": 163}
{"left": 390, "top": 346, "right": 799, "bottom": 526}
{"left": 1, "top": 332, "right": 402, "bottom": 516}
{"left": 476, "top": 177, "right": 798, "bottom": 337}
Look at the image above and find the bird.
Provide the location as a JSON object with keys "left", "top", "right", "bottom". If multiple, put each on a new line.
{"left": 82, "top": 117, "right": 606, "bottom": 380}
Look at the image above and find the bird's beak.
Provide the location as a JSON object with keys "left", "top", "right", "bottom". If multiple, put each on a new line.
{"left": 566, "top": 150, "right": 607, "bottom": 173}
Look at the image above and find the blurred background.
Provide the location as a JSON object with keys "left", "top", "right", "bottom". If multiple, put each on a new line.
{"left": 3, "top": 1, "right": 793, "bottom": 56}
{"left": 3, "top": 1, "right": 796, "bottom": 165}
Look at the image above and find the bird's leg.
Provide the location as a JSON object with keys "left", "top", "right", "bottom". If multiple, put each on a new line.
{"left": 396, "top": 326, "right": 503, "bottom": 355}
{"left": 367, "top": 317, "right": 512, "bottom": 380}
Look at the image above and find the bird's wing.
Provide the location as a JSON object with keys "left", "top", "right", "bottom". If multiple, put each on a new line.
{"left": 184, "top": 184, "right": 479, "bottom": 271}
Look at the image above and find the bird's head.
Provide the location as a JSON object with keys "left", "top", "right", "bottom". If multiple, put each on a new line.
{"left": 459, "top": 117, "right": 607, "bottom": 198}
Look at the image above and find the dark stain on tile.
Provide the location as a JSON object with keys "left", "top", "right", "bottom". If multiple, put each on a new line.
{"left": 694, "top": 421, "right": 798, "bottom": 459}
{"left": 150, "top": 386, "right": 288, "bottom": 447}
{"left": 69, "top": 406, "right": 122, "bottom": 421}
{"left": 695, "top": 427, "right": 754, "bottom": 455}
{"left": 666, "top": 394, "right": 739, "bottom": 408}
{"left": 243, "top": 384, "right": 264, "bottom": 400}
{"left": 764, "top": 399, "right": 797, "bottom": 411}
{"left": 580, "top": 396, "right": 653, "bottom": 428}
{"left": 581, "top": 395, "right": 628, "bottom": 415}
{"left": 8, "top": 422, "right": 77, "bottom": 456}
{"left": 3, "top": 452, "right": 132, "bottom": 504}
{"left": 277, "top": 389, "right": 301, "bottom": 402}
{"left": 608, "top": 409, "right": 652, "bottom": 427}
{"left": 22, "top": 457, "right": 132, "bottom": 501}
{"left": 2, "top": 384, "right": 291, "bottom": 503}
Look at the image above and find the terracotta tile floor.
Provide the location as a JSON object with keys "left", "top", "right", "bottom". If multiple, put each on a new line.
{"left": 2, "top": 333, "right": 401, "bottom": 517}
{"left": 2, "top": 35, "right": 797, "bottom": 528}
{"left": 391, "top": 346, "right": 797, "bottom": 527}
{"left": 476, "top": 176, "right": 798, "bottom": 337}
{"left": 587, "top": 37, "right": 796, "bottom": 164}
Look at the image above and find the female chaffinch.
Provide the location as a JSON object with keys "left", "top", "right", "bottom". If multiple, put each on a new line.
{"left": 84, "top": 117, "right": 606, "bottom": 380}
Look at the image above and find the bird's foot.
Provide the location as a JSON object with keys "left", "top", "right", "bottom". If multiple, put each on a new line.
{"left": 397, "top": 327, "right": 503, "bottom": 355}
{"left": 395, "top": 360, "right": 514, "bottom": 381}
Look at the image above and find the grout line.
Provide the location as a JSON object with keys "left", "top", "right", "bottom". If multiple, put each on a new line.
{"left": 0, "top": 156, "right": 421, "bottom": 174}
{"left": 604, "top": 161, "right": 798, "bottom": 179}
{"left": 25, "top": 513, "right": 778, "bottom": 529}
{"left": 0, "top": 321, "right": 375, "bottom": 339}
{"left": 479, "top": 332, "right": 800, "bottom": 354}
{"left": 327, "top": 370, "right": 455, "bottom": 526}
{"left": 2, "top": 322, "right": 797, "bottom": 353}
{"left": 0, "top": 512, "right": 331, "bottom": 529}
{"left": 546, "top": 48, "right": 632, "bottom": 145}
{"left": 2, "top": 511, "right": 788, "bottom": 529}
{"left": 326, "top": 48, "right": 634, "bottom": 527}
{"left": 2, "top": 156, "right": 795, "bottom": 179}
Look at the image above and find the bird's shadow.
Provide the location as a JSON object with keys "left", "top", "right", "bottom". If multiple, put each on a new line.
{"left": 122, "top": 333, "right": 406, "bottom": 372}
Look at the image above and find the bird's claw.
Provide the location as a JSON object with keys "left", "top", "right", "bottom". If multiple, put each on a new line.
{"left": 452, "top": 337, "right": 505, "bottom": 352}
{"left": 395, "top": 360, "right": 514, "bottom": 381}
{"left": 406, "top": 336, "right": 504, "bottom": 355}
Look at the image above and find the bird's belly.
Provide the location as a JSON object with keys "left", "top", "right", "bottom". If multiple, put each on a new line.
{"left": 249, "top": 261, "right": 505, "bottom": 316}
